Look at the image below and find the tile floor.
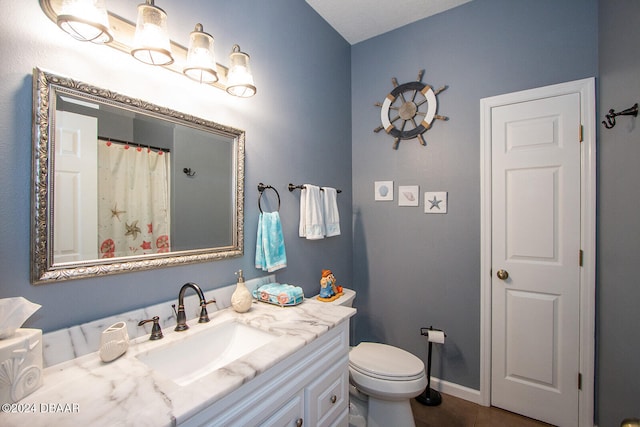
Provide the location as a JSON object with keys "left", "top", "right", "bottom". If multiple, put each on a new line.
{"left": 411, "top": 393, "right": 554, "bottom": 427}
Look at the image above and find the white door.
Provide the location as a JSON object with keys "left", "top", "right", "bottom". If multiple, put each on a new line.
{"left": 53, "top": 110, "right": 98, "bottom": 263}
{"left": 490, "top": 93, "right": 581, "bottom": 426}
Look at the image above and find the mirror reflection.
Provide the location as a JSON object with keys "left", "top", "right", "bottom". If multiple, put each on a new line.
{"left": 32, "top": 68, "right": 245, "bottom": 283}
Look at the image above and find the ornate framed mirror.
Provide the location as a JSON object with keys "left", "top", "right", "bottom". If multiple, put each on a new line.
{"left": 31, "top": 68, "right": 245, "bottom": 284}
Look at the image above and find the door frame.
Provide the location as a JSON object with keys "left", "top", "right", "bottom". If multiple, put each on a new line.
{"left": 479, "top": 78, "right": 596, "bottom": 426}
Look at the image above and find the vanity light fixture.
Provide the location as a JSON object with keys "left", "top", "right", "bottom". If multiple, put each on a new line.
{"left": 183, "top": 24, "right": 218, "bottom": 84}
{"left": 39, "top": 0, "right": 257, "bottom": 97}
{"left": 131, "top": 0, "right": 173, "bottom": 66}
{"left": 56, "top": 0, "right": 112, "bottom": 43}
{"left": 226, "top": 44, "right": 256, "bottom": 98}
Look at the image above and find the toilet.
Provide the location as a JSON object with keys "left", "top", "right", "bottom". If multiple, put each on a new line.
{"left": 312, "top": 289, "right": 427, "bottom": 427}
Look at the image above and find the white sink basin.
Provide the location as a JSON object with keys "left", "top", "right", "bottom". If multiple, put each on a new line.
{"left": 136, "top": 320, "right": 278, "bottom": 386}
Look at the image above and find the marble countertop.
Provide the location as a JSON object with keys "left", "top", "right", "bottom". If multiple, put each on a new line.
{"left": 0, "top": 300, "right": 355, "bottom": 427}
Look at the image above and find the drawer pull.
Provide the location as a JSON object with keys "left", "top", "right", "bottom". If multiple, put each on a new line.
{"left": 296, "top": 418, "right": 303, "bottom": 427}
{"left": 330, "top": 394, "right": 337, "bottom": 404}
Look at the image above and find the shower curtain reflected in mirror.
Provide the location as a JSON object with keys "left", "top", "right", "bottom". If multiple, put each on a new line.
{"left": 97, "top": 139, "right": 171, "bottom": 259}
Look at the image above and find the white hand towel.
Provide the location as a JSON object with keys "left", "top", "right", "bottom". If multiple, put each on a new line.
{"left": 322, "top": 187, "right": 340, "bottom": 237}
{"left": 299, "top": 184, "right": 325, "bottom": 239}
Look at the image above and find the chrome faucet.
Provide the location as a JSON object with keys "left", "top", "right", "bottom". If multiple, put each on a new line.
{"left": 173, "top": 282, "right": 215, "bottom": 331}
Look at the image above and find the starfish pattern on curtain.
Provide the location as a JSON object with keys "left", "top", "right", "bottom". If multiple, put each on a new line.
{"left": 97, "top": 140, "right": 171, "bottom": 258}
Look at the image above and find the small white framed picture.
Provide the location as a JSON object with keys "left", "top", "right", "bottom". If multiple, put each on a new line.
{"left": 398, "top": 185, "right": 419, "bottom": 206}
{"left": 374, "top": 181, "right": 394, "bottom": 201}
{"left": 424, "top": 191, "right": 448, "bottom": 214}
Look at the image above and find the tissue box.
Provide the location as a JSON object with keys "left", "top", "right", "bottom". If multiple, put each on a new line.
{"left": 0, "top": 328, "right": 43, "bottom": 403}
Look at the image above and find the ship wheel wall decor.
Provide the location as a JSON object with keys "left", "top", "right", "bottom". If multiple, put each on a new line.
{"left": 374, "top": 70, "right": 448, "bottom": 150}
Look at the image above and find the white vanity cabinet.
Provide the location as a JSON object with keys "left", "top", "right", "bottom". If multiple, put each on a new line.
{"left": 183, "top": 320, "right": 350, "bottom": 427}
{"left": 259, "top": 391, "right": 304, "bottom": 426}
{"left": 306, "top": 361, "right": 349, "bottom": 427}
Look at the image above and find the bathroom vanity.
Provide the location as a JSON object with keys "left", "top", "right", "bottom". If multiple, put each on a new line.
{"left": 0, "top": 301, "right": 354, "bottom": 427}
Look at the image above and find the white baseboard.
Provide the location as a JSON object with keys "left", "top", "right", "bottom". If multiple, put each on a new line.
{"left": 428, "top": 377, "right": 483, "bottom": 406}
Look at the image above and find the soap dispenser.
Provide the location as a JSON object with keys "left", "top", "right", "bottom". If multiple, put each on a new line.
{"left": 231, "top": 270, "right": 252, "bottom": 313}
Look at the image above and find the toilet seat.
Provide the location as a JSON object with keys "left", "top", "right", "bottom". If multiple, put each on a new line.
{"left": 349, "top": 342, "right": 427, "bottom": 401}
{"left": 349, "top": 342, "right": 425, "bottom": 381}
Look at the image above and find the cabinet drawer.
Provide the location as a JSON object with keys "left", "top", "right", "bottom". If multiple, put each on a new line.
{"left": 305, "top": 356, "right": 349, "bottom": 427}
{"left": 259, "top": 390, "right": 304, "bottom": 427}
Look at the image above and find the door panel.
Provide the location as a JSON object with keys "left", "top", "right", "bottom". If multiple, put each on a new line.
{"left": 505, "top": 290, "right": 558, "bottom": 387}
{"left": 54, "top": 111, "right": 98, "bottom": 263}
{"left": 491, "top": 93, "right": 581, "bottom": 427}
{"left": 507, "top": 167, "right": 559, "bottom": 261}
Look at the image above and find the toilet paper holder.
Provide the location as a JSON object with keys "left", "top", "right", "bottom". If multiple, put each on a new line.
{"left": 417, "top": 326, "right": 446, "bottom": 406}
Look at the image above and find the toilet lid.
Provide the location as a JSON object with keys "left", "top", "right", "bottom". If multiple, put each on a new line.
{"left": 349, "top": 342, "right": 425, "bottom": 381}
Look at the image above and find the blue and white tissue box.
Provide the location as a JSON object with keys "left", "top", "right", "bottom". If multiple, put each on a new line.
{"left": 0, "top": 328, "right": 43, "bottom": 403}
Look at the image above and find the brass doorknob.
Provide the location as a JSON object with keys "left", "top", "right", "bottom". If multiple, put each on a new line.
{"left": 496, "top": 269, "right": 509, "bottom": 280}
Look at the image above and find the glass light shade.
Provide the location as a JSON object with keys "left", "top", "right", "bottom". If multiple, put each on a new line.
{"left": 131, "top": 0, "right": 173, "bottom": 66}
{"left": 226, "top": 44, "right": 256, "bottom": 97}
{"left": 183, "top": 24, "right": 218, "bottom": 84}
{"left": 57, "top": 0, "right": 113, "bottom": 44}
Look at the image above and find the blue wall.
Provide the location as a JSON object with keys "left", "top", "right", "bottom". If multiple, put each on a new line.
{"left": 0, "top": 0, "right": 352, "bottom": 331}
{"left": 1, "top": 0, "right": 638, "bottom": 424}
{"left": 597, "top": 1, "right": 640, "bottom": 425}
{"left": 351, "top": 0, "right": 597, "bottom": 392}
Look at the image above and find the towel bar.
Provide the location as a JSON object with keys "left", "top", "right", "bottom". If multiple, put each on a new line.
{"left": 288, "top": 183, "right": 342, "bottom": 193}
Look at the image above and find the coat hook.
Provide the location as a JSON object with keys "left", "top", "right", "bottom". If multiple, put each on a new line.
{"left": 183, "top": 167, "right": 196, "bottom": 177}
{"left": 602, "top": 103, "right": 638, "bottom": 129}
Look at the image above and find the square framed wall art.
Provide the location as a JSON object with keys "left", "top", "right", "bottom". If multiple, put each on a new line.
{"left": 424, "top": 191, "right": 448, "bottom": 214}
{"left": 398, "top": 185, "right": 419, "bottom": 206}
{"left": 374, "top": 181, "right": 394, "bottom": 201}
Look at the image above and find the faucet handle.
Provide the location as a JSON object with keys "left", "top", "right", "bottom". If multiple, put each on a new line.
{"left": 198, "top": 298, "right": 216, "bottom": 323}
{"left": 138, "top": 316, "right": 163, "bottom": 340}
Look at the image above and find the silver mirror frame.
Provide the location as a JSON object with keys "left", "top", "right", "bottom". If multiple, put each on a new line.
{"left": 31, "top": 68, "right": 245, "bottom": 284}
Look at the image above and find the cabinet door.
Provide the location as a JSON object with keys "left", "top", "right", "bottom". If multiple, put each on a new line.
{"left": 327, "top": 408, "right": 348, "bottom": 427}
{"left": 305, "top": 358, "right": 349, "bottom": 427}
{"left": 259, "top": 390, "right": 304, "bottom": 427}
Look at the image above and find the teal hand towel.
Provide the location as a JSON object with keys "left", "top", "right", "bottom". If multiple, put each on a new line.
{"left": 255, "top": 212, "right": 287, "bottom": 272}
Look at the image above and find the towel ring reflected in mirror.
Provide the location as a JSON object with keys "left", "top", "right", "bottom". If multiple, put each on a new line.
{"left": 257, "top": 183, "right": 280, "bottom": 213}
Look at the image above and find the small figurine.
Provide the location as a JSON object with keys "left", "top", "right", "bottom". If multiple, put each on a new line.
{"left": 318, "top": 269, "right": 343, "bottom": 302}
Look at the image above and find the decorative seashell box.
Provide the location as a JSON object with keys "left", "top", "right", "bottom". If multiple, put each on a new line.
{"left": 0, "top": 328, "right": 43, "bottom": 403}
{"left": 0, "top": 297, "right": 43, "bottom": 403}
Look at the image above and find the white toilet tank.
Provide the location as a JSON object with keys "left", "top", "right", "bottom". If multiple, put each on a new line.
{"left": 311, "top": 288, "right": 356, "bottom": 307}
